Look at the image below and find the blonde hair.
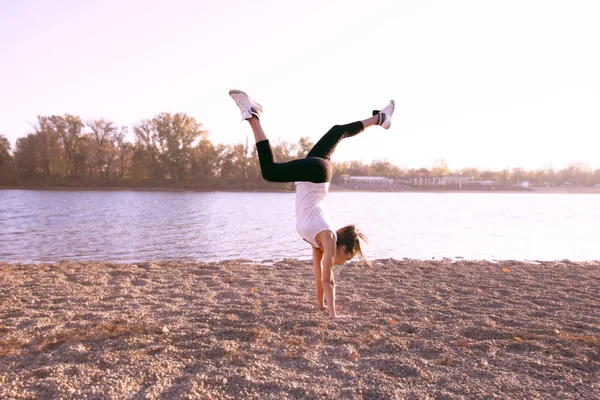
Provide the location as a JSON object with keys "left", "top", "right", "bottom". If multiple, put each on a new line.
{"left": 336, "top": 224, "right": 369, "bottom": 263}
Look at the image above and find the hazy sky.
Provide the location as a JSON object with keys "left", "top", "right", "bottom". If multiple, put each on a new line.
{"left": 1, "top": 0, "right": 599, "bottom": 171}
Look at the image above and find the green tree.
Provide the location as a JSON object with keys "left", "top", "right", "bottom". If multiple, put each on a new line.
{"left": 461, "top": 167, "right": 481, "bottom": 180}
{"left": 214, "top": 143, "right": 229, "bottom": 180}
{"left": 191, "top": 135, "right": 219, "bottom": 181}
{"left": 479, "top": 170, "right": 494, "bottom": 180}
{"left": 370, "top": 159, "right": 401, "bottom": 177}
{"left": 247, "top": 146, "right": 261, "bottom": 182}
{"left": 0, "top": 135, "right": 12, "bottom": 173}
{"left": 559, "top": 162, "right": 593, "bottom": 186}
{"left": 114, "top": 127, "right": 133, "bottom": 179}
{"left": 348, "top": 160, "right": 370, "bottom": 176}
{"left": 501, "top": 169, "right": 510, "bottom": 188}
{"left": 74, "top": 133, "right": 94, "bottom": 181}
{"left": 134, "top": 113, "right": 206, "bottom": 182}
{"left": 133, "top": 119, "right": 164, "bottom": 180}
{"left": 129, "top": 143, "right": 150, "bottom": 181}
{"left": 272, "top": 139, "right": 297, "bottom": 163}
{"left": 511, "top": 167, "right": 527, "bottom": 184}
{"left": 331, "top": 161, "right": 348, "bottom": 180}
{"left": 219, "top": 144, "right": 235, "bottom": 180}
{"left": 227, "top": 139, "right": 252, "bottom": 182}
{"left": 13, "top": 134, "right": 40, "bottom": 177}
{"left": 533, "top": 165, "right": 556, "bottom": 186}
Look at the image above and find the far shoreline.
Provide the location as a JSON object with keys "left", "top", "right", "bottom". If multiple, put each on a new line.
{"left": 1, "top": 184, "right": 600, "bottom": 194}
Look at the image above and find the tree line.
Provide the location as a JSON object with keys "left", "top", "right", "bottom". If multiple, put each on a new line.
{"left": 1, "top": 112, "right": 599, "bottom": 189}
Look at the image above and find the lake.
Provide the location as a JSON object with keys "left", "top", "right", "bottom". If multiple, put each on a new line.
{"left": 1, "top": 189, "right": 599, "bottom": 263}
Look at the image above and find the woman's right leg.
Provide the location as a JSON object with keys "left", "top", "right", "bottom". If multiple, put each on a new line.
{"left": 247, "top": 116, "right": 268, "bottom": 143}
{"left": 230, "top": 90, "right": 327, "bottom": 183}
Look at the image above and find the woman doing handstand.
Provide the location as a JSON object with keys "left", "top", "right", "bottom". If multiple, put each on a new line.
{"left": 229, "top": 90, "right": 395, "bottom": 319}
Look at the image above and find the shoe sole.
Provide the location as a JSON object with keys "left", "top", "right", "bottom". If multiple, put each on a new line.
{"left": 228, "top": 89, "right": 247, "bottom": 97}
{"left": 382, "top": 100, "right": 395, "bottom": 129}
{"left": 373, "top": 100, "right": 396, "bottom": 117}
{"left": 229, "top": 90, "right": 263, "bottom": 112}
{"left": 387, "top": 100, "right": 396, "bottom": 116}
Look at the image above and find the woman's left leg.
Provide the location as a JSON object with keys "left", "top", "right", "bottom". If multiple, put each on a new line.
{"left": 306, "top": 100, "right": 395, "bottom": 161}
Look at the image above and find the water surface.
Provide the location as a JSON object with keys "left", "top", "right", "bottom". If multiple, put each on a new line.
{"left": 1, "top": 190, "right": 598, "bottom": 263}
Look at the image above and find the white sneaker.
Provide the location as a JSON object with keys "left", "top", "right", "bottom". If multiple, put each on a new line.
{"left": 229, "top": 90, "right": 263, "bottom": 120}
{"left": 373, "top": 100, "right": 395, "bottom": 129}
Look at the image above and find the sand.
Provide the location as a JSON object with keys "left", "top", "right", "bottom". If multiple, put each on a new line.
{"left": 1, "top": 259, "right": 598, "bottom": 399}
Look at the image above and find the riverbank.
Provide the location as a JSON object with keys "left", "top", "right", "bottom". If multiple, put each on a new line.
{"left": 330, "top": 185, "right": 600, "bottom": 194}
{"left": 1, "top": 259, "right": 598, "bottom": 399}
{"left": 2, "top": 184, "right": 600, "bottom": 194}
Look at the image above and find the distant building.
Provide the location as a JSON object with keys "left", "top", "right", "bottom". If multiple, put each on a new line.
{"left": 339, "top": 174, "right": 497, "bottom": 190}
{"left": 461, "top": 180, "right": 496, "bottom": 188}
{"left": 394, "top": 177, "right": 412, "bottom": 185}
{"left": 340, "top": 176, "right": 394, "bottom": 188}
{"left": 441, "top": 174, "right": 473, "bottom": 185}
{"left": 409, "top": 174, "right": 472, "bottom": 187}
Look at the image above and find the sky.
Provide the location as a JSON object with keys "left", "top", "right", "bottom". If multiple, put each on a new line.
{"left": 1, "top": 0, "right": 599, "bottom": 172}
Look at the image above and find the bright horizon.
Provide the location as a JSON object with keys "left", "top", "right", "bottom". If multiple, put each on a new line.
{"left": 1, "top": 0, "right": 599, "bottom": 172}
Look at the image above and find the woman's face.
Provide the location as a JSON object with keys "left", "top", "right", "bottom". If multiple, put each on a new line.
{"left": 334, "top": 247, "right": 353, "bottom": 265}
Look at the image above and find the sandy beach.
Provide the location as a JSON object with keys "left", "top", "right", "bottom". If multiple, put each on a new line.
{"left": 1, "top": 259, "right": 598, "bottom": 399}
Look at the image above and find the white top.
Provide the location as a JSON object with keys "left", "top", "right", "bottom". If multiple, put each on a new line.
{"left": 295, "top": 182, "right": 337, "bottom": 248}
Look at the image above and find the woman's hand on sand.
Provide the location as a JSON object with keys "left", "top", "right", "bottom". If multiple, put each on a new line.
{"left": 322, "top": 302, "right": 342, "bottom": 310}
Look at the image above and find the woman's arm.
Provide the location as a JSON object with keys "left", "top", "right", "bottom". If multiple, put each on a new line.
{"left": 312, "top": 247, "right": 325, "bottom": 309}
{"left": 316, "top": 231, "right": 338, "bottom": 318}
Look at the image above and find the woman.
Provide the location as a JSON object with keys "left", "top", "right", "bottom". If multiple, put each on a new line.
{"left": 229, "top": 90, "right": 395, "bottom": 318}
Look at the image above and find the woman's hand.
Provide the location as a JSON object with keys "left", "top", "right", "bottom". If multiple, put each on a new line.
{"left": 323, "top": 303, "right": 342, "bottom": 311}
{"left": 314, "top": 232, "right": 338, "bottom": 319}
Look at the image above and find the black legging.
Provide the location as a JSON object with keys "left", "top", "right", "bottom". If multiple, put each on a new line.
{"left": 256, "top": 121, "right": 364, "bottom": 183}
